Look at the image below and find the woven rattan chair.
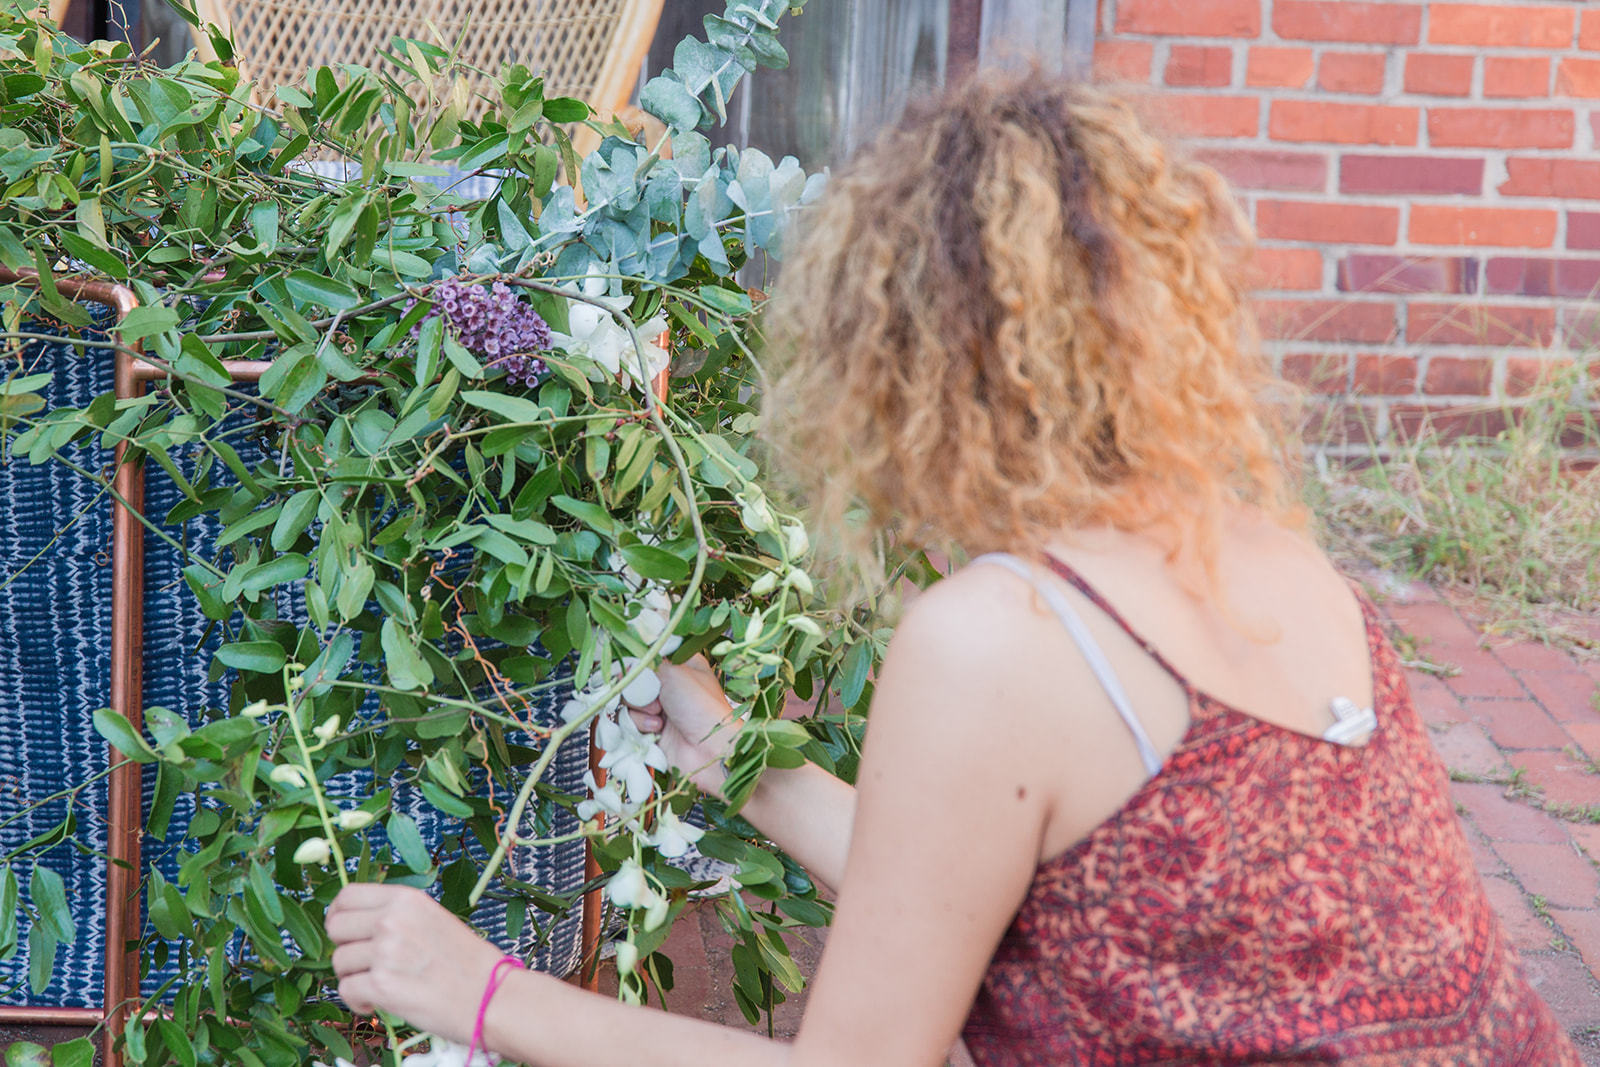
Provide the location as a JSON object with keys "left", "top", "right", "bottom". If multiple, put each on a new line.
{"left": 191, "top": 0, "right": 663, "bottom": 156}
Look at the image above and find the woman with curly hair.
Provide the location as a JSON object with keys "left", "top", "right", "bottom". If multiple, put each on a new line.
{"left": 326, "top": 72, "right": 1580, "bottom": 1066}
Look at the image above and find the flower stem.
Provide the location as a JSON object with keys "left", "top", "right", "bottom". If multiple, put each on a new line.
{"left": 467, "top": 281, "right": 712, "bottom": 909}
{"left": 281, "top": 670, "right": 349, "bottom": 889}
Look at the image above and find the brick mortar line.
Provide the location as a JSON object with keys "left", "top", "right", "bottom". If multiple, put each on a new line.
{"left": 1153, "top": 86, "right": 1600, "bottom": 102}
{"left": 1259, "top": 284, "right": 1600, "bottom": 295}
{"left": 1247, "top": 195, "right": 1598, "bottom": 211}
{"left": 1179, "top": 137, "right": 1599, "bottom": 178}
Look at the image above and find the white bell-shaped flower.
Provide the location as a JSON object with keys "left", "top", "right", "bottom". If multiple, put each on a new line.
{"left": 576, "top": 768, "right": 640, "bottom": 823}
{"left": 270, "top": 763, "right": 308, "bottom": 788}
{"left": 618, "top": 658, "right": 661, "bottom": 706}
{"left": 292, "top": 837, "right": 332, "bottom": 865}
{"left": 606, "top": 859, "right": 661, "bottom": 911}
{"left": 643, "top": 807, "right": 705, "bottom": 860}
{"left": 595, "top": 710, "right": 670, "bottom": 804}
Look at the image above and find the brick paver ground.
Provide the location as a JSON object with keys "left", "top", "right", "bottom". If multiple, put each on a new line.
{"left": 601, "top": 580, "right": 1600, "bottom": 1061}
{"left": 1384, "top": 581, "right": 1600, "bottom": 1062}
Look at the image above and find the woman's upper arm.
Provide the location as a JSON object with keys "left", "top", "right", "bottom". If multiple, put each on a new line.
{"left": 788, "top": 575, "right": 1063, "bottom": 1067}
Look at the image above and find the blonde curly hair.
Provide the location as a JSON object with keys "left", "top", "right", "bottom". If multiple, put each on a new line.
{"left": 761, "top": 71, "right": 1302, "bottom": 585}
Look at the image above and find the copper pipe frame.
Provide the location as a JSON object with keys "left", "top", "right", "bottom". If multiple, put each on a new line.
{"left": 0, "top": 271, "right": 141, "bottom": 1062}
{"left": 0, "top": 269, "right": 272, "bottom": 1064}
{"left": 579, "top": 747, "right": 607, "bottom": 991}
{"left": 0, "top": 1005, "right": 103, "bottom": 1025}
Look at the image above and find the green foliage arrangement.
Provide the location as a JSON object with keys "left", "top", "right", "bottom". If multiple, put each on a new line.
{"left": 0, "top": 2, "right": 924, "bottom": 1063}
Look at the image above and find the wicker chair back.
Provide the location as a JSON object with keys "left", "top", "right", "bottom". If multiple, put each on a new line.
{"left": 191, "top": 0, "right": 661, "bottom": 138}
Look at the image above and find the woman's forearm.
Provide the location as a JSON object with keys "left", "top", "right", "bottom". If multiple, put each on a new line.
{"left": 485, "top": 969, "right": 790, "bottom": 1067}
{"left": 734, "top": 760, "right": 856, "bottom": 891}
{"left": 480, "top": 764, "right": 854, "bottom": 1066}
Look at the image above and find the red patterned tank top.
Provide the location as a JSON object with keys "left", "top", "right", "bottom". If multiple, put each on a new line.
{"left": 961, "top": 556, "right": 1579, "bottom": 1066}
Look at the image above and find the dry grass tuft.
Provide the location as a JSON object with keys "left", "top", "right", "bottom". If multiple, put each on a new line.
{"left": 1306, "top": 363, "right": 1600, "bottom": 657}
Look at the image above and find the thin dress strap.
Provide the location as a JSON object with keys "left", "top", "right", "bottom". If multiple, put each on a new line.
{"left": 973, "top": 553, "right": 1165, "bottom": 778}
{"left": 1040, "top": 553, "right": 1197, "bottom": 694}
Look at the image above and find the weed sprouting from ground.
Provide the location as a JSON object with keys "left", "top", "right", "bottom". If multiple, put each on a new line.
{"left": 1305, "top": 360, "right": 1600, "bottom": 656}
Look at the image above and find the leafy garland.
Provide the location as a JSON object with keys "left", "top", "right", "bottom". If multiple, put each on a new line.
{"left": 0, "top": 3, "right": 929, "bottom": 1064}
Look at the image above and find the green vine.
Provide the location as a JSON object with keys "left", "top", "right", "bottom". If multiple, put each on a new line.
{"left": 0, "top": 2, "right": 928, "bottom": 1064}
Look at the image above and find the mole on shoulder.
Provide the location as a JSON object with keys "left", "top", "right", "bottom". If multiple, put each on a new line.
{"left": 1016, "top": 786, "right": 1027, "bottom": 800}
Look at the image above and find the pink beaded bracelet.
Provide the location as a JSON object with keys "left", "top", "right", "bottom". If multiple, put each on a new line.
{"left": 466, "top": 955, "right": 526, "bottom": 1065}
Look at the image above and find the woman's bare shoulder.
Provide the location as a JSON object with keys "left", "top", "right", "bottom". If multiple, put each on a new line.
{"left": 877, "top": 559, "right": 1108, "bottom": 731}
{"left": 892, "top": 559, "right": 1059, "bottom": 660}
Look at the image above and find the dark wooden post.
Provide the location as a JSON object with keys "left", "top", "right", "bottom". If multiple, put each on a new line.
{"left": 947, "top": 0, "right": 983, "bottom": 81}
{"left": 1066, "top": 0, "right": 1098, "bottom": 75}
{"left": 88, "top": 0, "right": 141, "bottom": 46}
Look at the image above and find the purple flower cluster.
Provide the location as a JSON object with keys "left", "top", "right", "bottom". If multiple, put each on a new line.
{"left": 410, "top": 279, "right": 552, "bottom": 387}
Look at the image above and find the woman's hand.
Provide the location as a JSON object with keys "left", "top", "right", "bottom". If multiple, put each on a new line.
{"left": 326, "top": 883, "right": 505, "bottom": 1043}
{"left": 625, "top": 655, "right": 739, "bottom": 797}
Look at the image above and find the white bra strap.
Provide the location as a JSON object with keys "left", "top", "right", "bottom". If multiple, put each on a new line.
{"left": 973, "top": 553, "right": 1165, "bottom": 778}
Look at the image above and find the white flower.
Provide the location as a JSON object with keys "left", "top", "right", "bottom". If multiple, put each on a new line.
{"left": 606, "top": 859, "right": 661, "bottom": 911}
{"left": 241, "top": 700, "right": 272, "bottom": 718}
{"left": 560, "top": 685, "right": 620, "bottom": 725}
{"left": 614, "top": 940, "right": 639, "bottom": 975}
{"left": 784, "top": 567, "right": 815, "bottom": 598}
{"left": 313, "top": 1059, "right": 359, "bottom": 1067}
{"left": 643, "top": 808, "right": 704, "bottom": 860}
{"left": 583, "top": 314, "right": 669, "bottom": 390}
{"left": 596, "top": 709, "right": 670, "bottom": 804}
{"left": 783, "top": 522, "right": 809, "bottom": 559}
{"left": 629, "top": 606, "right": 668, "bottom": 643}
{"left": 336, "top": 809, "right": 376, "bottom": 831}
{"left": 552, "top": 271, "right": 670, "bottom": 392}
{"left": 313, "top": 715, "right": 341, "bottom": 742}
{"left": 736, "top": 490, "right": 774, "bottom": 533}
{"left": 619, "top": 658, "right": 661, "bottom": 706}
{"left": 269, "top": 763, "right": 308, "bottom": 788}
{"left": 576, "top": 768, "right": 640, "bottom": 824}
{"left": 628, "top": 588, "right": 672, "bottom": 642}
{"left": 292, "top": 837, "right": 332, "bottom": 865}
{"left": 786, "top": 616, "right": 824, "bottom": 638}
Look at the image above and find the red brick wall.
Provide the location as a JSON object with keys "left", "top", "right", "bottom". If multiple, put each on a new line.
{"left": 1094, "top": 0, "right": 1599, "bottom": 447}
